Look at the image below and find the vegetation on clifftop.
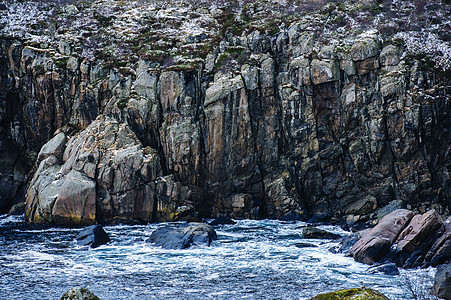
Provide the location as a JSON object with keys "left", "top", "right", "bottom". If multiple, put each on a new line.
{"left": 1, "top": 0, "right": 450, "bottom": 74}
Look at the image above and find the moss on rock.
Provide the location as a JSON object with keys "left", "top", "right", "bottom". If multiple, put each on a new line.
{"left": 310, "top": 287, "right": 389, "bottom": 300}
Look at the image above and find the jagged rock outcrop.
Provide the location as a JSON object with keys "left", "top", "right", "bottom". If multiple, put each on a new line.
{"left": 0, "top": 0, "right": 449, "bottom": 224}
{"left": 25, "top": 115, "right": 162, "bottom": 225}
{"left": 350, "top": 209, "right": 450, "bottom": 268}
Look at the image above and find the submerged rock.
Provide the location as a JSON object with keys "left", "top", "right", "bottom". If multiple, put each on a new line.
{"left": 60, "top": 287, "right": 99, "bottom": 300}
{"left": 149, "top": 223, "right": 217, "bottom": 249}
{"left": 76, "top": 225, "right": 110, "bottom": 249}
{"left": 310, "top": 287, "right": 389, "bottom": 300}
{"left": 208, "top": 216, "right": 237, "bottom": 226}
{"left": 432, "top": 264, "right": 451, "bottom": 300}
{"left": 302, "top": 226, "right": 340, "bottom": 239}
{"left": 367, "top": 263, "right": 399, "bottom": 276}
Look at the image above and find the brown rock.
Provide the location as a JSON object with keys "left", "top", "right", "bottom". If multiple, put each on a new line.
{"left": 25, "top": 116, "right": 162, "bottom": 225}
{"left": 395, "top": 210, "right": 444, "bottom": 254}
{"left": 349, "top": 209, "right": 415, "bottom": 264}
{"left": 356, "top": 56, "right": 380, "bottom": 75}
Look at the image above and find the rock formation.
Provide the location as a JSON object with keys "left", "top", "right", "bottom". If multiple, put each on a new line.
{"left": 0, "top": 0, "right": 449, "bottom": 224}
{"left": 432, "top": 264, "right": 451, "bottom": 300}
{"left": 310, "top": 287, "right": 389, "bottom": 300}
{"left": 148, "top": 222, "right": 217, "bottom": 249}
{"left": 350, "top": 209, "right": 450, "bottom": 268}
{"left": 76, "top": 225, "right": 111, "bottom": 248}
{"left": 60, "top": 287, "right": 100, "bottom": 300}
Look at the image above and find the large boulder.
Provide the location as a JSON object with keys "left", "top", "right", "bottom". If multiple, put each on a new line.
{"left": 76, "top": 225, "right": 111, "bottom": 248}
{"left": 389, "top": 210, "right": 445, "bottom": 268}
{"left": 425, "top": 217, "right": 451, "bottom": 267}
{"left": 149, "top": 223, "right": 217, "bottom": 249}
{"left": 349, "top": 209, "right": 414, "bottom": 264}
{"left": 25, "top": 116, "right": 162, "bottom": 225}
{"left": 395, "top": 210, "right": 444, "bottom": 253}
{"left": 208, "top": 216, "right": 237, "bottom": 226}
{"left": 310, "top": 287, "right": 389, "bottom": 300}
{"left": 302, "top": 226, "right": 341, "bottom": 239}
{"left": 367, "top": 263, "right": 399, "bottom": 276}
{"left": 60, "top": 287, "right": 99, "bottom": 300}
{"left": 432, "top": 264, "right": 451, "bottom": 300}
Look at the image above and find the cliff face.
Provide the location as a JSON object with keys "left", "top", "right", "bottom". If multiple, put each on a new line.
{"left": 0, "top": 0, "right": 449, "bottom": 224}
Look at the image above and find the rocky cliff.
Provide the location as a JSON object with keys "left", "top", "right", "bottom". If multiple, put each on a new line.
{"left": 0, "top": 0, "right": 449, "bottom": 225}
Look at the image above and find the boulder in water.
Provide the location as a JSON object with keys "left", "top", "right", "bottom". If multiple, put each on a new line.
{"left": 60, "top": 287, "right": 99, "bottom": 300}
{"left": 208, "top": 216, "right": 237, "bottom": 226}
{"left": 349, "top": 209, "right": 414, "bottom": 264}
{"left": 149, "top": 223, "right": 217, "bottom": 249}
{"left": 367, "top": 263, "right": 400, "bottom": 275}
{"left": 432, "top": 264, "right": 451, "bottom": 300}
{"left": 302, "top": 226, "right": 340, "bottom": 239}
{"left": 310, "top": 287, "right": 389, "bottom": 299}
{"left": 76, "top": 225, "right": 110, "bottom": 248}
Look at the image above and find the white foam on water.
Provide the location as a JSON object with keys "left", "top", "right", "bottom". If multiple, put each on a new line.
{"left": 0, "top": 219, "right": 427, "bottom": 299}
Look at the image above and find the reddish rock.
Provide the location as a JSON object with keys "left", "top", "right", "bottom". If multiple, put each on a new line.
{"left": 395, "top": 210, "right": 444, "bottom": 254}
{"left": 349, "top": 209, "right": 414, "bottom": 264}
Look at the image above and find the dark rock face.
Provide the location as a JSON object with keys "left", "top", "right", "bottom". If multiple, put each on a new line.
{"left": 302, "top": 226, "right": 341, "bottom": 239}
{"left": 76, "top": 225, "right": 111, "bottom": 248}
{"left": 149, "top": 223, "right": 217, "bottom": 249}
{"left": 432, "top": 264, "right": 451, "bottom": 300}
{"left": 0, "top": 1, "right": 449, "bottom": 224}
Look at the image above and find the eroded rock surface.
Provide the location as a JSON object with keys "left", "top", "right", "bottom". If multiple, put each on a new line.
{"left": 351, "top": 209, "right": 450, "bottom": 268}
{"left": 25, "top": 116, "right": 162, "bottom": 225}
{"left": 0, "top": 0, "right": 449, "bottom": 225}
{"left": 350, "top": 209, "right": 414, "bottom": 264}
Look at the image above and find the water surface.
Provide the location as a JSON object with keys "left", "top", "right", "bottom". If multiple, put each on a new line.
{"left": 0, "top": 215, "right": 436, "bottom": 299}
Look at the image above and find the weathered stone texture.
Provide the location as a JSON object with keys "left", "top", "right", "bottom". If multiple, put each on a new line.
{"left": 0, "top": 9, "right": 449, "bottom": 225}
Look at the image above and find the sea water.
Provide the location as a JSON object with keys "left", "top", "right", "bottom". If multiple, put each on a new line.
{"left": 0, "top": 215, "right": 437, "bottom": 299}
